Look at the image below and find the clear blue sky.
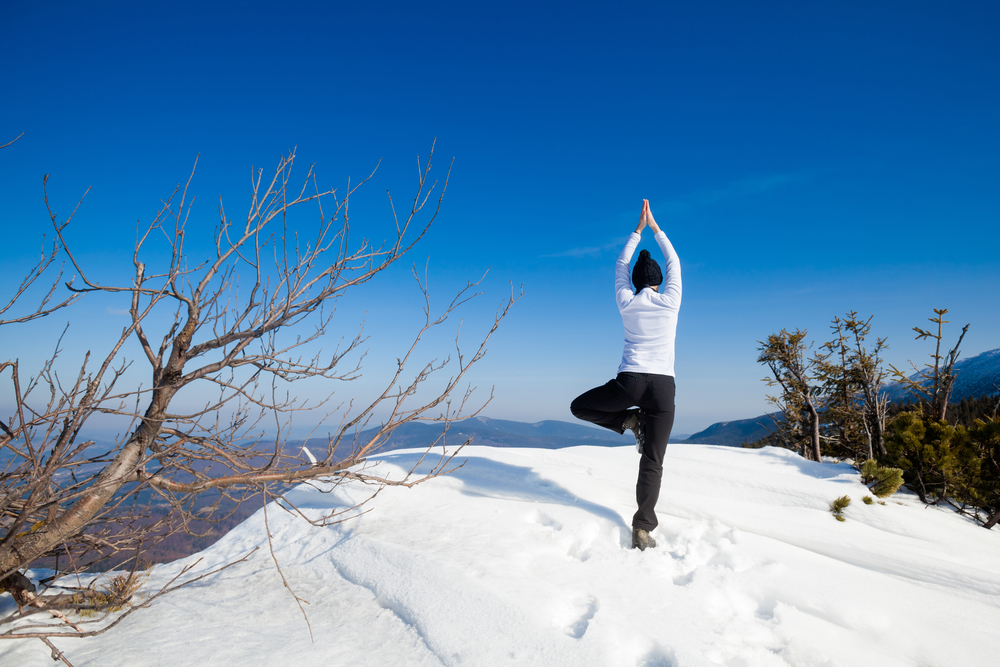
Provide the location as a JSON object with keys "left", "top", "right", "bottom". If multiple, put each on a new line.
{"left": 2, "top": 1, "right": 998, "bottom": 435}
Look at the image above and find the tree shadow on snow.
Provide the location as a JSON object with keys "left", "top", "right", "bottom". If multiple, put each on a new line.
{"left": 750, "top": 446, "right": 858, "bottom": 482}
{"left": 379, "top": 451, "right": 630, "bottom": 533}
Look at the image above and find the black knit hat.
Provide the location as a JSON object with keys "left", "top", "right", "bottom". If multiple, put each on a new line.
{"left": 632, "top": 249, "right": 662, "bottom": 292}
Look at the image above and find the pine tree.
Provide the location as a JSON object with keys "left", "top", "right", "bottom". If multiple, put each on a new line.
{"left": 758, "top": 329, "right": 823, "bottom": 461}
{"left": 816, "top": 317, "right": 864, "bottom": 459}
{"left": 950, "top": 395, "right": 1000, "bottom": 428}
{"left": 815, "top": 313, "right": 889, "bottom": 460}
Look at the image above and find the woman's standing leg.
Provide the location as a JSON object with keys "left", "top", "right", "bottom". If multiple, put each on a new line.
{"left": 632, "top": 375, "right": 675, "bottom": 531}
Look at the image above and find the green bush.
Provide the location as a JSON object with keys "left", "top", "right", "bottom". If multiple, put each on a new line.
{"left": 966, "top": 416, "right": 1000, "bottom": 528}
{"left": 830, "top": 495, "right": 851, "bottom": 521}
{"left": 859, "top": 459, "right": 905, "bottom": 498}
{"left": 881, "top": 411, "right": 976, "bottom": 504}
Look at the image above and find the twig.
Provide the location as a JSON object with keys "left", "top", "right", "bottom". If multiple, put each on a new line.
{"left": 0, "top": 132, "right": 24, "bottom": 150}
{"left": 262, "top": 486, "right": 313, "bottom": 642}
{"left": 40, "top": 636, "right": 75, "bottom": 667}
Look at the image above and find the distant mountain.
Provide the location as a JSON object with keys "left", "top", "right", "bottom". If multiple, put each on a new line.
{"left": 675, "top": 413, "right": 781, "bottom": 447}
{"left": 884, "top": 346, "right": 1000, "bottom": 403}
{"left": 677, "top": 347, "right": 1000, "bottom": 449}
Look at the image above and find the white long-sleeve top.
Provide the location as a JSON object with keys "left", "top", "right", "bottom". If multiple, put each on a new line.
{"left": 615, "top": 231, "right": 682, "bottom": 376}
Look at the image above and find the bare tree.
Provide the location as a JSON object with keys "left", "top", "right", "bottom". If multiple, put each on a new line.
{"left": 758, "top": 329, "right": 823, "bottom": 462}
{"left": 1, "top": 142, "right": 520, "bottom": 645}
{"left": 890, "top": 308, "right": 969, "bottom": 421}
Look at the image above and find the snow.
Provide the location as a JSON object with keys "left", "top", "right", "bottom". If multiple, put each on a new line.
{"left": 4, "top": 444, "right": 1000, "bottom": 666}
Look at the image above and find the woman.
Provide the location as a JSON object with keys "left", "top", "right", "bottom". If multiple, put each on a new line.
{"left": 570, "top": 199, "right": 681, "bottom": 551}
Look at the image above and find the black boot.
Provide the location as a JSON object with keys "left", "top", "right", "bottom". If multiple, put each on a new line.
{"left": 631, "top": 528, "right": 657, "bottom": 551}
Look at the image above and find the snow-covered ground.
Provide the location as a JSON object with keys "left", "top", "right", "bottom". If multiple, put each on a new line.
{"left": 4, "top": 444, "right": 1000, "bottom": 666}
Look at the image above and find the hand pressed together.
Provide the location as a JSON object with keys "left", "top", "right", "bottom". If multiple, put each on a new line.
{"left": 634, "top": 199, "right": 661, "bottom": 235}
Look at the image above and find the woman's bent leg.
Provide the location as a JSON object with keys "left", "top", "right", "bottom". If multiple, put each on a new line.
{"left": 570, "top": 373, "right": 639, "bottom": 433}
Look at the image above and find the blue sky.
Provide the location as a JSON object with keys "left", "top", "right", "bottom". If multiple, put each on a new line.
{"left": 2, "top": 1, "right": 998, "bottom": 435}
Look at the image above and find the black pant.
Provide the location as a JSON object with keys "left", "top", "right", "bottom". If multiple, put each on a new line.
{"left": 570, "top": 372, "right": 675, "bottom": 531}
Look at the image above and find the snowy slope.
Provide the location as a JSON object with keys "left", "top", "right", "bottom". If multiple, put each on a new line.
{"left": 4, "top": 445, "right": 1000, "bottom": 667}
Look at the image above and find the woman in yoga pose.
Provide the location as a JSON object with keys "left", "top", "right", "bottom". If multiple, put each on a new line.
{"left": 570, "top": 199, "right": 681, "bottom": 551}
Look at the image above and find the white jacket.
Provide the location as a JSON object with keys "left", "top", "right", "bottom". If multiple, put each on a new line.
{"left": 615, "top": 231, "right": 682, "bottom": 376}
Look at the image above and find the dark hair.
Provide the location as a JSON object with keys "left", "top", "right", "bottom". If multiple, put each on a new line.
{"left": 631, "top": 249, "right": 662, "bottom": 292}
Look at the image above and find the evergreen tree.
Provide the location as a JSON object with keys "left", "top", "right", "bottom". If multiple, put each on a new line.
{"left": 758, "top": 329, "right": 823, "bottom": 461}
{"left": 816, "top": 318, "right": 864, "bottom": 458}
{"left": 949, "top": 395, "right": 1000, "bottom": 428}
{"left": 816, "top": 312, "right": 889, "bottom": 460}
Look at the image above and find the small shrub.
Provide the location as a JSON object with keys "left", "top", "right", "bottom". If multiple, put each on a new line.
{"left": 100, "top": 569, "right": 149, "bottom": 611}
{"left": 862, "top": 495, "right": 874, "bottom": 505}
{"left": 78, "top": 568, "right": 151, "bottom": 617}
{"left": 830, "top": 495, "right": 851, "bottom": 521}
{"left": 860, "top": 459, "right": 905, "bottom": 498}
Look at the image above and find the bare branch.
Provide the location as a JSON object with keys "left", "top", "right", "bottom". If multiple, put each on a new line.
{"left": 0, "top": 142, "right": 517, "bottom": 641}
{"left": 0, "top": 132, "right": 24, "bottom": 150}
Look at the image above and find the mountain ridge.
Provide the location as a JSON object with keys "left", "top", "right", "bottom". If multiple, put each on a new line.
{"left": 884, "top": 345, "right": 1000, "bottom": 403}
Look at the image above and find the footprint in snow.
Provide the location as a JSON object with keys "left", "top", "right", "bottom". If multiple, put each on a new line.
{"left": 660, "top": 520, "right": 751, "bottom": 578}
{"left": 529, "top": 509, "right": 563, "bottom": 531}
{"left": 565, "top": 595, "right": 599, "bottom": 639}
{"left": 637, "top": 644, "right": 678, "bottom": 667}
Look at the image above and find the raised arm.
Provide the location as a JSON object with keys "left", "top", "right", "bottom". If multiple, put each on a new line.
{"left": 645, "top": 200, "right": 681, "bottom": 309}
{"left": 616, "top": 200, "right": 648, "bottom": 303}
{"left": 635, "top": 200, "right": 649, "bottom": 234}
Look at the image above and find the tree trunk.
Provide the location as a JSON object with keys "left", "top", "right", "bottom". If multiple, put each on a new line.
{"left": 805, "top": 393, "right": 822, "bottom": 462}
{"left": 873, "top": 425, "right": 886, "bottom": 458}
{"left": 0, "top": 384, "right": 174, "bottom": 578}
{"left": 0, "top": 571, "right": 36, "bottom": 606}
{"left": 984, "top": 509, "right": 1000, "bottom": 530}
{"left": 0, "top": 438, "right": 143, "bottom": 577}
{"left": 862, "top": 415, "right": 874, "bottom": 461}
{"left": 867, "top": 409, "right": 887, "bottom": 459}
{"left": 914, "top": 473, "right": 929, "bottom": 504}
